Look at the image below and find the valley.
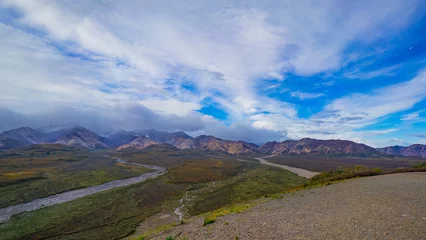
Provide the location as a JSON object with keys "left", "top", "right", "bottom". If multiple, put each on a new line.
{"left": 3, "top": 2, "right": 426, "bottom": 239}
{"left": 0, "top": 127, "right": 425, "bottom": 240}
{"left": 0, "top": 158, "right": 165, "bottom": 223}
{"left": 0, "top": 143, "right": 306, "bottom": 240}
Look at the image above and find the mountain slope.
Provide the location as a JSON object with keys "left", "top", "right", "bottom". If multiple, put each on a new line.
{"left": 259, "top": 138, "right": 381, "bottom": 157}
{"left": 116, "top": 136, "right": 159, "bottom": 150}
{"left": 377, "top": 144, "right": 426, "bottom": 157}
{"left": 107, "top": 130, "right": 138, "bottom": 147}
{"left": 44, "top": 127, "right": 111, "bottom": 149}
{"left": 137, "top": 129, "right": 196, "bottom": 149}
{"left": 2, "top": 126, "right": 425, "bottom": 158}
{"left": 194, "top": 135, "right": 258, "bottom": 154}
{"left": 0, "top": 127, "right": 44, "bottom": 150}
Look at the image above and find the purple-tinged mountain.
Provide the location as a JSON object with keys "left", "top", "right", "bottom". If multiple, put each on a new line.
{"left": 377, "top": 144, "right": 426, "bottom": 158}
{"left": 0, "top": 127, "right": 44, "bottom": 150}
{"left": 116, "top": 136, "right": 158, "bottom": 150}
{"left": 136, "top": 129, "right": 196, "bottom": 149}
{"left": 2, "top": 126, "right": 426, "bottom": 157}
{"left": 44, "top": 127, "right": 111, "bottom": 149}
{"left": 107, "top": 130, "right": 139, "bottom": 147}
{"left": 194, "top": 135, "right": 259, "bottom": 154}
{"left": 259, "top": 138, "right": 382, "bottom": 157}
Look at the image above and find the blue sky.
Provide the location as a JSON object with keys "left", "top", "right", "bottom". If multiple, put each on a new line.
{"left": 0, "top": 0, "right": 426, "bottom": 146}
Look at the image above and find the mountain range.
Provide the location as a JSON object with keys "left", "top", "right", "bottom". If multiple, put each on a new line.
{"left": 377, "top": 145, "right": 426, "bottom": 158}
{"left": 258, "top": 138, "right": 380, "bottom": 157}
{"left": 0, "top": 126, "right": 425, "bottom": 158}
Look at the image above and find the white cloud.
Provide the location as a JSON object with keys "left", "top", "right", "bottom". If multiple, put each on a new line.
{"left": 401, "top": 112, "right": 420, "bottom": 121}
{"left": 138, "top": 99, "right": 201, "bottom": 116}
{"left": 363, "top": 138, "right": 411, "bottom": 148}
{"left": 290, "top": 91, "right": 325, "bottom": 100}
{"left": 251, "top": 71, "right": 426, "bottom": 144}
{"left": 344, "top": 64, "right": 401, "bottom": 79}
{"left": 0, "top": 0, "right": 424, "bottom": 145}
{"left": 326, "top": 71, "right": 426, "bottom": 120}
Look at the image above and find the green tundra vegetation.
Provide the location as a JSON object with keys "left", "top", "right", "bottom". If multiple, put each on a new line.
{"left": 2, "top": 145, "right": 423, "bottom": 240}
{"left": 306, "top": 163, "right": 426, "bottom": 187}
{"left": 0, "top": 145, "right": 151, "bottom": 208}
{"left": 0, "top": 149, "right": 306, "bottom": 240}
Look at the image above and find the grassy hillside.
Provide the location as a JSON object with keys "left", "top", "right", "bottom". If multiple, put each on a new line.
{"left": 187, "top": 164, "right": 306, "bottom": 216}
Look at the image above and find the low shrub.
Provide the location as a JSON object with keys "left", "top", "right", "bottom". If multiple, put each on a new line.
{"left": 307, "top": 162, "right": 426, "bottom": 187}
{"left": 203, "top": 203, "right": 253, "bottom": 226}
{"left": 413, "top": 162, "right": 426, "bottom": 169}
{"left": 307, "top": 165, "right": 382, "bottom": 186}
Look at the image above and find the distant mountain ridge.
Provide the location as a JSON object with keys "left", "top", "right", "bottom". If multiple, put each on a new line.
{"left": 44, "top": 127, "right": 111, "bottom": 149}
{"left": 258, "top": 138, "right": 382, "bottom": 157}
{"left": 0, "top": 126, "right": 111, "bottom": 150}
{"left": 0, "top": 127, "right": 44, "bottom": 149}
{"left": 377, "top": 145, "right": 426, "bottom": 158}
{"left": 116, "top": 136, "right": 158, "bottom": 151}
{"left": 194, "top": 135, "right": 259, "bottom": 154}
{"left": 1, "top": 126, "right": 426, "bottom": 157}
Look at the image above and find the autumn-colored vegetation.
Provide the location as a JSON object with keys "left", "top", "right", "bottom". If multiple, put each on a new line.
{"left": 168, "top": 159, "right": 243, "bottom": 183}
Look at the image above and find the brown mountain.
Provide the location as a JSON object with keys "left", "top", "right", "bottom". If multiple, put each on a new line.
{"left": 134, "top": 129, "right": 196, "bottom": 149}
{"left": 2, "top": 126, "right": 425, "bottom": 158}
{"left": 170, "top": 137, "right": 196, "bottom": 149}
{"left": 259, "top": 138, "right": 382, "bottom": 157}
{"left": 194, "top": 135, "right": 258, "bottom": 154}
{"left": 116, "top": 136, "right": 158, "bottom": 151}
{"left": 377, "top": 144, "right": 426, "bottom": 158}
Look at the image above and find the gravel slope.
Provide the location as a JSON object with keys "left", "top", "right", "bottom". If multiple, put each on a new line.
{"left": 154, "top": 172, "right": 426, "bottom": 240}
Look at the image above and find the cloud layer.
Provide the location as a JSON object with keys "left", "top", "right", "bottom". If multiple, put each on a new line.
{"left": 1, "top": 0, "right": 426, "bottom": 146}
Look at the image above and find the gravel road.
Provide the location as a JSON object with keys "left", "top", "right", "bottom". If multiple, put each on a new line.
{"left": 154, "top": 172, "right": 426, "bottom": 240}
{"left": 255, "top": 156, "right": 319, "bottom": 178}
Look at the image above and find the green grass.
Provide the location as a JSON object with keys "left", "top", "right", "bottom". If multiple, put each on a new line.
{"left": 413, "top": 162, "right": 426, "bottom": 169}
{"left": 0, "top": 175, "right": 187, "bottom": 240}
{"left": 266, "top": 155, "right": 426, "bottom": 172}
{"left": 0, "top": 148, "right": 151, "bottom": 208}
{"left": 1, "top": 149, "right": 334, "bottom": 240}
{"left": 203, "top": 203, "right": 254, "bottom": 226}
{"left": 307, "top": 165, "right": 382, "bottom": 186}
{"left": 167, "top": 159, "right": 244, "bottom": 184}
{"left": 305, "top": 162, "right": 426, "bottom": 188}
{"left": 132, "top": 223, "right": 177, "bottom": 240}
{"left": 188, "top": 165, "right": 306, "bottom": 216}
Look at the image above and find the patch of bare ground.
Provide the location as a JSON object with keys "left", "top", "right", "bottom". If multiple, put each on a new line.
{"left": 153, "top": 172, "right": 426, "bottom": 240}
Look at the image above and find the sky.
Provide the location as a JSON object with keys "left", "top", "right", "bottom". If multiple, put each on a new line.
{"left": 0, "top": 0, "right": 426, "bottom": 147}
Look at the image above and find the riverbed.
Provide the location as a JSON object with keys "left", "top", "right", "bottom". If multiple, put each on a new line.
{"left": 0, "top": 159, "right": 166, "bottom": 223}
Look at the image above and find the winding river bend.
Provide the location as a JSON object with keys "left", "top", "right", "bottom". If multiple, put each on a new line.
{"left": 0, "top": 159, "right": 166, "bottom": 223}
